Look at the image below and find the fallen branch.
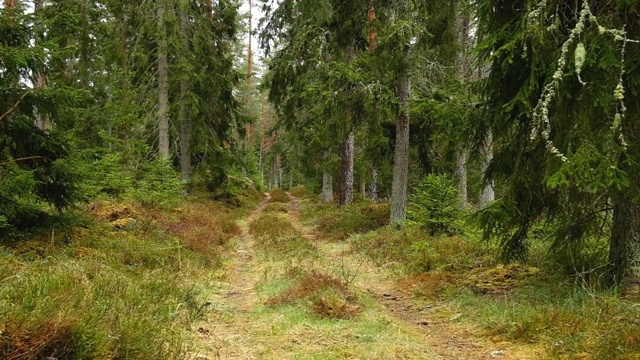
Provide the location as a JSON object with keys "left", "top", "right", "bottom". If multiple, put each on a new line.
{"left": 0, "top": 156, "right": 44, "bottom": 166}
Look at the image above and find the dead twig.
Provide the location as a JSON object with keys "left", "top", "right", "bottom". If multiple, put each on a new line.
{"left": 0, "top": 91, "right": 31, "bottom": 123}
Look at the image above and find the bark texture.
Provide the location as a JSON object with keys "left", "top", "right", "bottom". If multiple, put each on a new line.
{"left": 340, "top": 131, "right": 355, "bottom": 205}
{"left": 456, "top": 149, "right": 468, "bottom": 209}
{"left": 157, "top": 1, "right": 170, "bottom": 160}
{"left": 179, "top": 0, "right": 192, "bottom": 180}
{"left": 609, "top": 195, "right": 640, "bottom": 293}
{"left": 390, "top": 0, "right": 411, "bottom": 222}
{"left": 479, "top": 132, "right": 495, "bottom": 208}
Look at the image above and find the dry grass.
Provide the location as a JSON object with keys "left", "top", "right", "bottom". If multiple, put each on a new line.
{"left": 1, "top": 319, "right": 78, "bottom": 360}
{"left": 267, "top": 270, "right": 361, "bottom": 319}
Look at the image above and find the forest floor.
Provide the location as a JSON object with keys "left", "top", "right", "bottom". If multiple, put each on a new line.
{"left": 191, "top": 193, "right": 544, "bottom": 359}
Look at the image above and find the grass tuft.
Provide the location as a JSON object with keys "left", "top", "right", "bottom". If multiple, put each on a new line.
{"left": 267, "top": 270, "right": 361, "bottom": 319}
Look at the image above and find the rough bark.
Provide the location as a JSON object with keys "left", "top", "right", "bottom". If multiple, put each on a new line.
{"left": 322, "top": 172, "right": 333, "bottom": 203}
{"left": 157, "top": 1, "right": 170, "bottom": 160}
{"left": 368, "top": 0, "right": 377, "bottom": 52}
{"left": 390, "top": 0, "right": 411, "bottom": 222}
{"left": 34, "top": 0, "right": 48, "bottom": 131}
{"left": 479, "top": 132, "right": 495, "bottom": 208}
{"left": 608, "top": 195, "right": 640, "bottom": 294}
{"left": 456, "top": 149, "right": 468, "bottom": 209}
{"left": 179, "top": 0, "right": 192, "bottom": 180}
{"left": 340, "top": 131, "right": 355, "bottom": 205}
{"left": 608, "top": 120, "right": 640, "bottom": 293}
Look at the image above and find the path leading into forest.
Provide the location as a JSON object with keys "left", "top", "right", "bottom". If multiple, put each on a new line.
{"left": 191, "top": 194, "right": 544, "bottom": 359}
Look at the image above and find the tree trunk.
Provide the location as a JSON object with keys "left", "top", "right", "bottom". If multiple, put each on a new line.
{"left": 390, "top": 0, "right": 411, "bottom": 222}
{"left": 369, "top": 166, "right": 378, "bottom": 200}
{"left": 179, "top": 0, "right": 192, "bottom": 181}
{"left": 34, "top": 0, "right": 48, "bottom": 131}
{"left": 479, "top": 131, "right": 495, "bottom": 208}
{"left": 608, "top": 120, "right": 640, "bottom": 293}
{"left": 455, "top": 4, "right": 471, "bottom": 209}
{"left": 608, "top": 195, "right": 640, "bottom": 294}
{"left": 340, "top": 131, "right": 355, "bottom": 205}
{"left": 157, "top": 1, "right": 170, "bottom": 160}
{"left": 456, "top": 149, "right": 468, "bottom": 209}
{"left": 368, "top": 0, "right": 377, "bottom": 52}
{"left": 322, "top": 172, "right": 333, "bottom": 203}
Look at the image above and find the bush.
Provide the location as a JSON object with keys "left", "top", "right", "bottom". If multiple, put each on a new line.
{"left": 408, "top": 174, "right": 461, "bottom": 235}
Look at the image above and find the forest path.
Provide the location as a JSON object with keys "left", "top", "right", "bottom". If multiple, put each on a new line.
{"left": 285, "top": 195, "right": 544, "bottom": 360}
{"left": 191, "top": 194, "right": 542, "bottom": 359}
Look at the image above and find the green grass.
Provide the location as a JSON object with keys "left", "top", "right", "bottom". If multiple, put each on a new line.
{"left": 340, "top": 202, "right": 640, "bottom": 359}
{"left": 0, "top": 198, "right": 245, "bottom": 359}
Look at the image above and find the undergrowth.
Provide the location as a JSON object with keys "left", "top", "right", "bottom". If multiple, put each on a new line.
{"left": 0, "top": 197, "right": 247, "bottom": 359}
{"left": 302, "top": 202, "right": 389, "bottom": 241}
{"left": 344, "top": 204, "right": 640, "bottom": 359}
{"left": 268, "top": 188, "right": 290, "bottom": 203}
{"left": 266, "top": 269, "right": 361, "bottom": 319}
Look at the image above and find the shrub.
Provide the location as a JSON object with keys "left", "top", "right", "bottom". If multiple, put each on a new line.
{"left": 408, "top": 174, "right": 461, "bottom": 235}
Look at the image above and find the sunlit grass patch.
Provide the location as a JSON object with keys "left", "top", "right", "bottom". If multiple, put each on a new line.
{"left": 268, "top": 188, "right": 291, "bottom": 203}
{"left": 266, "top": 270, "right": 361, "bottom": 319}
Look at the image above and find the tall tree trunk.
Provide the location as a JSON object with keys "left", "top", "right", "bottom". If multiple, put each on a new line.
{"left": 157, "top": 1, "right": 170, "bottom": 160}
{"left": 34, "top": 0, "right": 48, "bottom": 131}
{"left": 390, "top": 0, "right": 411, "bottom": 222}
{"left": 456, "top": 149, "right": 468, "bottom": 208}
{"left": 456, "top": 4, "right": 471, "bottom": 209}
{"left": 608, "top": 121, "right": 640, "bottom": 293}
{"left": 367, "top": 1, "right": 378, "bottom": 202}
{"left": 368, "top": 0, "right": 377, "bottom": 52}
{"left": 479, "top": 131, "right": 495, "bottom": 208}
{"left": 340, "top": 131, "right": 355, "bottom": 205}
{"left": 179, "top": 0, "right": 192, "bottom": 180}
{"left": 608, "top": 196, "right": 640, "bottom": 294}
{"left": 369, "top": 166, "right": 378, "bottom": 200}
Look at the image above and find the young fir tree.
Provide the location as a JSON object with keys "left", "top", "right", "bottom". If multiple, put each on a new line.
{"left": 478, "top": 0, "right": 640, "bottom": 290}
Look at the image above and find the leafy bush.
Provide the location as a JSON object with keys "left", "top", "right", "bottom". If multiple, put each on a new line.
{"left": 408, "top": 174, "right": 461, "bottom": 235}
